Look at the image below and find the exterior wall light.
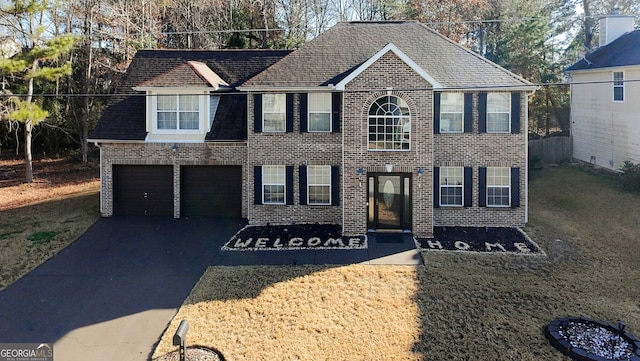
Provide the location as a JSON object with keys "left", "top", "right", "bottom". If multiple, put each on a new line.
{"left": 417, "top": 167, "right": 424, "bottom": 176}
{"left": 357, "top": 167, "right": 364, "bottom": 175}
{"left": 172, "top": 143, "right": 178, "bottom": 152}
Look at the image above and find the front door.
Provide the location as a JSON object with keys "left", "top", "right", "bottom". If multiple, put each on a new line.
{"left": 367, "top": 173, "right": 412, "bottom": 231}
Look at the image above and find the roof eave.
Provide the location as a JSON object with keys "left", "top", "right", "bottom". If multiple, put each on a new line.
{"left": 88, "top": 139, "right": 147, "bottom": 144}
{"left": 236, "top": 85, "right": 337, "bottom": 92}
{"left": 132, "top": 86, "right": 215, "bottom": 92}
{"left": 437, "top": 85, "right": 539, "bottom": 92}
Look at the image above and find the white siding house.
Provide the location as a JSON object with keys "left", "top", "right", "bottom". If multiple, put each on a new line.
{"left": 566, "top": 14, "right": 640, "bottom": 171}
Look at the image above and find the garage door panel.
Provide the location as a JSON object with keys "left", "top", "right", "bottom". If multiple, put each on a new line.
{"left": 181, "top": 166, "right": 242, "bottom": 218}
{"left": 114, "top": 165, "right": 173, "bottom": 216}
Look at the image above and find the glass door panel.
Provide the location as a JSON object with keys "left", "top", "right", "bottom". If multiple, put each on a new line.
{"left": 377, "top": 175, "right": 402, "bottom": 229}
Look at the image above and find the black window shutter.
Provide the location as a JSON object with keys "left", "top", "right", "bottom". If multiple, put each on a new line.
{"left": 433, "top": 92, "right": 441, "bottom": 134}
{"left": 464, "top": 93, "right": 473, "bottom": 133}
{"left": 433, "top": 167, "right": 440, "bottom": 208}
{"left": 332, "top": 92, "right": 341, "bottom": 133}
{"left": 300, "top": 93, "right": 308, "bottom": 133}
{"left": 478, "top": 167, "right": 487, "bottom": 207}
{"left": 286, "top": 166, "right": 294, "bottom": 205}
{"left": 299, "top": 165, "right": 307, "bottom": 205}
{"left": 478, "top": 92, "right": 487, "bottom": 133}
{"left": 464, "top": 167, "right": 473, "bottom": 207}
{"left": 511, "top": 167, "right": 520, "bottom": 208}
{"left": 511, "top": 92, "right": 521, "bottom": 134}
{"left": 331, "top": 166, "right": 340, "bottom": 206}
{"left": 253, "top": 94, "right": 262, "bottom": 133}
{"left": 286, "top": 93, "right": 294, "bottom": 132}
{"left": 254, "top": 166, "right": 262, "bottom": 204}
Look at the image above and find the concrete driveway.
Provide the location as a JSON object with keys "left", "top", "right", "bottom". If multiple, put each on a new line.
{"left": 0, "top": 217, "right": 420, "bottom": 361}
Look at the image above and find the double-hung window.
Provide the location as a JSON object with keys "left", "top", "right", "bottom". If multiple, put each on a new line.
{"left": 307, "top": 165, "right": 331, "bottom": 205}
{"left": 263, "top": 94, "right": 286, "bottom": 132}
{"left": 262, "top": 165, "right": 286, "bottom": 204}
{"left": 157, "top": 94, "right": 200, "bottom": 130}
{"left": 439, "top": 167, "right": 463, "bottom": 206}
{"left": 613, "top": 72, "right": 624, "bottom": 102}
{"left": 368, "top": 95, "right": 411, "bottom": 150}
{"left": 308, "top": 93, "right": 332, "bottom": 132}
{"left": 486, "top": 167, "right": 510, "bottom": 207}
{"left": 440, "top": 93, "right": 464, "bottom": 133}
{"left": 487, "top": 93, "right": 510, "bottom": 133}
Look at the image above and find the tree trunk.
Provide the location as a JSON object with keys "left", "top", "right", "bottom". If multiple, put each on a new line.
{"left": 583, "top": 0, "right": 594, "bottom": 50}
{"left": 81, "top": 3, "right": 94, "bottom": 164}
{"left": 24, "top": 120, "right": 33, "bottom": 183}
{"left": 24, "top": 73, "right": 36, "bottom": 183}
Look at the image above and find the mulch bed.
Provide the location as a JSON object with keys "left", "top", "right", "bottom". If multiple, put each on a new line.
{"left": 415, "top": 226, "right": 544, "bottom": 255}
{"left": 221, "top": 224, "right": 367, "bottom": 251}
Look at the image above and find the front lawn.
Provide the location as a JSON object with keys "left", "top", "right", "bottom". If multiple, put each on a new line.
{"left": 153, "top": 165, "right": 640, "bottom": 360}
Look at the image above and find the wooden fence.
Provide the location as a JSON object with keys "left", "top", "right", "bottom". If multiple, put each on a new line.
{"left": 528, "top": 136, "right": 572, "bottom": 165}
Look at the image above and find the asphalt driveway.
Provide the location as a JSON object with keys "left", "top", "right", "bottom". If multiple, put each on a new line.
{"left": 0, "top": 217, "right": 420, "bottom": 361}
{"left": 0, "top": 217, "right": 246, "bottom": 361}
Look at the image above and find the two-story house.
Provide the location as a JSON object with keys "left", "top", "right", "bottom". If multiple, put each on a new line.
{"left": 566, "top": 14, "right": 639, "bottom": 171}
{"left": 89, "top": 21, "right": 536, "bottom": 238}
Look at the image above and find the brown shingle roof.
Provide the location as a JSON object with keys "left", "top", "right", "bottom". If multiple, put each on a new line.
{"left": 90, "top": 49, "right": 290, "bottom": 141}
{"left": 242, "top": 21, "right": 532, "bottom": 89}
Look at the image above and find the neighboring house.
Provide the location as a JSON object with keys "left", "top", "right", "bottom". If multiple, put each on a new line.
{"left": 566, "top": 14, "right": 639, "bottom": 171}
{"left": 89, "top": 21, "right": 536, "bottom": 238}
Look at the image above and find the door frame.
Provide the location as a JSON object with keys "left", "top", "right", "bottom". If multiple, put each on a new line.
{"left": 367, "top": 172, "right": 412, "bottom": 232}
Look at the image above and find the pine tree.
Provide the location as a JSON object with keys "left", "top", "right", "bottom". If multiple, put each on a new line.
{"left": 0, "top": 0, "right": 76, "bottom": 182}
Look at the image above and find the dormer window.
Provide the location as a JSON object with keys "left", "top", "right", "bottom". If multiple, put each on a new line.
{"left": 149, "top": 92, "right": 208, "bottom": 134}
{"left": 157, "top": 95, "right": 200, "bottom": 130}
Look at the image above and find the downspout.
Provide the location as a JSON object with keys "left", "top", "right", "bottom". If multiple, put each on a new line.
{"left": 524, "top": 90, "right": 536, "bottom": 225}
{"left": 93, "top": 141, "right": 103, "bottom": 216}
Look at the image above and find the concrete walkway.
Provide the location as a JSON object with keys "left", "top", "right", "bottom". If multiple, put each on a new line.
{"left": 0, "top": 217, "right": 421, "bottom": 361}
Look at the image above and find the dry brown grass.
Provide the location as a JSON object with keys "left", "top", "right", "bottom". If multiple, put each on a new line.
{"left": 154, "top": 165, "right": 640, "bottom": 361}
{"left": 153, "top": 265, "right": 422, "bottom": 360}
{"left": 0, "top": 155, "right": 100, "bottom": 291}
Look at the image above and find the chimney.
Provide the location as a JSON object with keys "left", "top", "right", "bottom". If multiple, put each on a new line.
{"left": 599, "top": 10, "right": 635, "bottom": 47}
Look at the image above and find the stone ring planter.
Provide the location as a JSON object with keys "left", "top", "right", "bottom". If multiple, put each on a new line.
{"left": 546, "top": 317, "right": 640, "bottom": 361}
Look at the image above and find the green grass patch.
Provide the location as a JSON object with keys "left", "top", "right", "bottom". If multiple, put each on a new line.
{"left": 27, "top": 231, "right": 57, "bottom": 246}
{"left": 0, "top": 230, "right": 24, "bottom": 241}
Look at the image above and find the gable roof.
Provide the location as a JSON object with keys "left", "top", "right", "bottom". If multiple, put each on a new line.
{"left": 566, "top": 30, "right": 640, "bottom": 72}
{"left": 335, "top": 43, "right": 443, "bottom": 89}
{"left": 241, "top": 21, "right": 533, "bottom": 90}
{"left": 90, "top": 49, "right": 290, "bottom": 141}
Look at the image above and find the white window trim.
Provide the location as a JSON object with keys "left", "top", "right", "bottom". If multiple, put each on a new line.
{"left": 439, "top": 167, "right": 464, "bottom": 207}
{"left": 367, "top": 95, "right": 411, "bottom": 151}
{"left": 150, "top": 91, "right": 208, "bottom": 135}
{"left": 262, "top": 94, "right": 287, "bottom": 133}
{"left": 486, "top": 93, "right": 511, "bottom": 134}
{"left": 307, "top": 165, "right": 331, "bottom": 205}
{"left": 440, "top": 93, "right": 464, "bottom": 134}
{"left": 486, "top": 167, "right": 511, "bottom": 208}
{"left": 262, "top": 165, "right": 286, "bottom": 205}
{"left": 308, "top": 93, "right": 332, "bottom": 133}
{"left": 613, "top": 71, "right": 624, "bottom": 102}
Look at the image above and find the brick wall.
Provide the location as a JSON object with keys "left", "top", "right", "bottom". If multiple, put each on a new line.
{"left": 342, "top": 51, "right": 434, "bottom": 237}
{"left": 99, "top": 142, "right": 247, "bottom": 217}
{"left": 433, "top": 92, "right": 528, "bottom": 227}
{"left": 247, "top": 93, "right": 343, "bottom": 226}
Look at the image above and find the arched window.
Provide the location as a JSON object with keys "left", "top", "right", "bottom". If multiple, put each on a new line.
{"left": 368, "top": 95, "right": 411, "bottom": 150}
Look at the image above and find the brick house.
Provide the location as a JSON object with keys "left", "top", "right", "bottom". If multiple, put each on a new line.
{"left": 89, "top": 21, "right": 536, "bottom": 238}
